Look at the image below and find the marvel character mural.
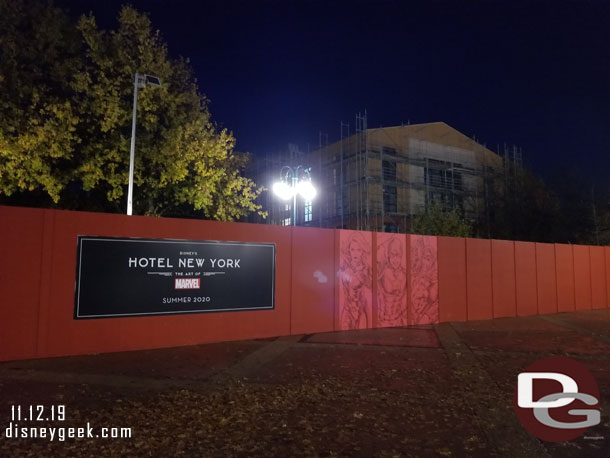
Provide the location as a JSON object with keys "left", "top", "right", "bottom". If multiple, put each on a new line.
{"left": 409, "top": 235, "right": 439, "bottom": 325}
{"left": 338, "top": 231, "right": 372, "bottom": 330}
{"left": 337, "top": 231, "right": 438, "bottom": 330}
{"left": 376, "top": 234, "right": 408, "bottom": 327}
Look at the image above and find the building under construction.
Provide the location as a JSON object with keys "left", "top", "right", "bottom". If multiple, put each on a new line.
{"left": 246, "top": 115, "right": 520, "bottom": 233}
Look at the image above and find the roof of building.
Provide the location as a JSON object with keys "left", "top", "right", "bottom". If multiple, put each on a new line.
{"left": 312, "top": 121, "right": 503, "bottom": 168}
{"left": 367, "top": 122, "right": 490, "bottom": 152}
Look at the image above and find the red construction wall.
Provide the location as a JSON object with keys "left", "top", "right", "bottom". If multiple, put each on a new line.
{"left": 375, "top": 233, "right": 408, "bottom": 327}
{"left": 0, "top": 207, "right": 44, "bottom": 361}
{"left": 1, "top": 206, "right": 292, "bottom": 361}
{"left": 1, "top": 205, "right": 610, "bottom": 362}
{"left": 514, "top": 242, "right": 538, "bottom": 316}
{"left": 408, "top": 235, "right": 439, "bottom": 325}
{"left": 555, "top": 244, "right": 575, "bottom": 313}
{"left": 573, "top": 245, "right": 592, "bottom": 311}
{"left": 336, "top": 230, "right": 373, "bottom": 331}
{"left": 606, "top": 247, "right": 610, "bottom": 306}
{"left": 60, "top": 210, "right": 293, "bottom": 358}
{"left": 536, "top": 243, "right": 558, "bottom": 315}
{"left": 437, "top": 237, "right": 467, "bottom": 322}
{"left": 590, "top": 246, "right": 607, "bottom": 309}
{"left": 290, "top": 226, "right": 335, "bottom": 334}
{"left": 491, "top": 240, "right": 516, "bottom": 318}
{"left": 466, "top": 238, "right": 493, "bottom": 320}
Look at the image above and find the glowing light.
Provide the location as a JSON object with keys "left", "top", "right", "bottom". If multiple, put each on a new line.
{"left": 272, "top": 181, "right": 294, "bottom": 200}
{"left": 296, "top": 180, "right": 317, "bottom": 200}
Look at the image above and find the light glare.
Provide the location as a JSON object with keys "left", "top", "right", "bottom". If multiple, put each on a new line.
{"left": 296, "top": 180, "right": 317, "bottom": 200}
{"left": 273, "top": 181, "right": 294, "bottom": 200}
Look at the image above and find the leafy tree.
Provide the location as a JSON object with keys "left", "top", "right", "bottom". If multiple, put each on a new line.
{"left": 485, "top": 166, "right": 561, "bottom": 243}
{"left": 0, "top": 0, "right": 81, "bottom": 203}
{"left": 476, "top": 163, "right": 610, "bottom": 245}
{"left": 412, "top": 201, "right": 472, "bottom": 237}
{"left": 595, "top": 203, "right": 610, "bottom": 245}
{"left": 0, "top": 2, "right": 265, "bottom": 220}
{"left": 546, "top": 168, "right": 605, "bottom": 245}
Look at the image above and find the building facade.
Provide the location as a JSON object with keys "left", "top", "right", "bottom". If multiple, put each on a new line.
{"left": 246, "top": 122, "right": 505, "bottom": 233}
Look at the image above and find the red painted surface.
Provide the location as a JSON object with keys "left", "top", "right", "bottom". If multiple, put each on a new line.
{"left": 573, "top": 245, "right": 592, "bottom": 310}
{"left": 333, "top": 230, "right": 340, "bottom": 331}
{"left": 536, "top": 243, "right": 558, "bottom": 315}
{"left": 466, "top": 238, "right": 493, "bottom": 320}
{"left": 491, "top": 240, "right": 516, "bottom": 318}
{"left": 1, "top": 204, "right": 609, "bottom": 362}
{"left": 371, "top": 232, "right": 379, "bottom": 329}
{"left": 57, "top": 210, "right": 291, "bottom": 358}
{"left": 606, "top": 247, "right": 610, "bottom": 307}
{"left": 0, "top": 207, "right": 44, "bottom": 361}
{"left": 555, "top": 244, "right": 575, "bottom": 313}
{"left": 437, "top": 237, "right": 467, "bottom": 322}
{"left": 337, "top": 230, "right": 373, "bottom": 330}
{"left": 1, "top": 206, "right": 292, "bottom": 361}
{"left": 408, "top": 235, "right": 439, "bottom": 325}
{"left": 290, "top": 226, "right": 335, "bottom": 335}
{"left": 376, "top": 233, "right": 408, "bottom": 327}
{"left": 590, "top": 246, "right": 608, "bottom": 309}
{"left": 514, "top": 242, "right": 538, "bottom": 316}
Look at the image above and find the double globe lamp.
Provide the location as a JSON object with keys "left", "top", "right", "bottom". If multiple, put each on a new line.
{"left": 272, "top": 166, "right": 317, "bottom": 226}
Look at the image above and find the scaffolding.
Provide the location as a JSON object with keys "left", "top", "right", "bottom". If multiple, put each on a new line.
{"left": 307, "top": 115, "right": 524, "bottom": 234}
{"left": 246, "top": 114, "right": 524, "bottom": 234}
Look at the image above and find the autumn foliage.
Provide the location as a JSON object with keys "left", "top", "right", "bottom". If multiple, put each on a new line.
{"left": 0, "top": 1, "right": 265, "bottom": 220}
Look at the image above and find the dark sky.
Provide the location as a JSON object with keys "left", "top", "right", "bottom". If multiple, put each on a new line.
{"left": 57, "top": 0, "right": 610, "bottom": 183}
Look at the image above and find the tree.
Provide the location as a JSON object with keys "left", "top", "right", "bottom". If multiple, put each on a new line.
{"left": 412, "top": 201, "right": 473, "bottom": 237}
{"left": 0, "top": 2, "right": 265, "bottom": 220}
{"left": 485, "top": 166, "right": 561, "bottom": 243}
{"left": 0, "top": 0, "right": 82, "bottom": 203}
{"left": 546, "top": 168, "right": 603, "bottom": 245}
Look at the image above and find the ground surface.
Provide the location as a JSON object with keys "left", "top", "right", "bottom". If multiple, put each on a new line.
{"left": 1, "top": 310, "right": 609, "bottom": 457}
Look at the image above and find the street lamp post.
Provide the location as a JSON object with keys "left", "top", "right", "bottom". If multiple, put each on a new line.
{"left": 272, "top": 165, "right": 317, "bottom": 226}
{"left": 127, "top": 73, "right": 162, "bottom": 216}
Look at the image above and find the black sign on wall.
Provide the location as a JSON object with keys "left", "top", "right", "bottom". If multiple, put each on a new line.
{"left": 75, "top": 236, "right": 275, "bottom": 319}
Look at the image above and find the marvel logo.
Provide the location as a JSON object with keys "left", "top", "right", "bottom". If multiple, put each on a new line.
{"left": 174, "top": 278, "right": 200, "bottom": 289}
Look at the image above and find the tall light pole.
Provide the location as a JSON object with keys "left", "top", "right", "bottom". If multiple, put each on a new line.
{"left": 127, "top": 73, "right": 162, "bottom": 216}
{"left": 272, "top": 165, "right": 317, "bottom": 226}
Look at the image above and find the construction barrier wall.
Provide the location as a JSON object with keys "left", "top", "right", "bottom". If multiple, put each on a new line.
{"left": 1, "top": 205, "right": 609, "bottom": 362}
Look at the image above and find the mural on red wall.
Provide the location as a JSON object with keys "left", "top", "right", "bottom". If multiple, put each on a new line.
{"left": 376, "top": 233, "right": 408, "bottom": 327}
{"left": 338, "top": 231, "right": 372, "bottom": 330}
{"left": 409, "top": 235, "right": 439, "bottom": 325}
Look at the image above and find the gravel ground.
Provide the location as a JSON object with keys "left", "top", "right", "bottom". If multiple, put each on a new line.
{"left": 1, "top": 310, "right": 609, "bottom": 457}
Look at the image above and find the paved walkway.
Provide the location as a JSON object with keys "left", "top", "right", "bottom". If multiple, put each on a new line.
{"left": 1, "top": 309, "right": 609, "bottom": 457}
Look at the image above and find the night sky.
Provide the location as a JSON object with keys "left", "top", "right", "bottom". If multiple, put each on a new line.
{"left": 56, "top": 0, "right": 610, "bottom": 183}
